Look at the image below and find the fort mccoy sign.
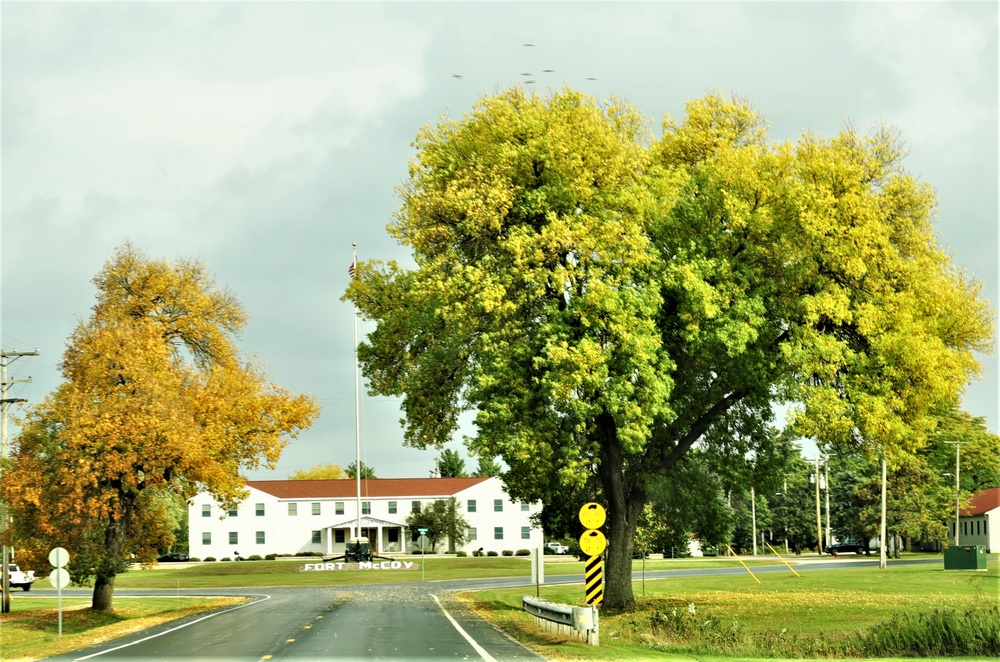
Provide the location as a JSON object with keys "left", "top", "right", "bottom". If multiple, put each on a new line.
{"left": 302, "top": 561, "right": 416, "bottom": 572}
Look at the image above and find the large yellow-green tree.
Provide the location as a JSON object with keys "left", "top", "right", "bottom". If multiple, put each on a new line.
{"left": 1, "top": 244, "right": 319, "bottom": 611}
{"left": 344, "top": 88, "right": 993, "bottom": 609}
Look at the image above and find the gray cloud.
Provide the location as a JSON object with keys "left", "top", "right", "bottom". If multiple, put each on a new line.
{"left": 3, "top": 2, "right": 996, "bottom": 479}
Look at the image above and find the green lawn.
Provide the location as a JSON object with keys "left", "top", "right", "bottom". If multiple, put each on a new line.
{"left": 461, "top": 561, "right": 1000, "bottom": 661}
{"left": 110, "top": 554, "right": 784, "bottom": 589}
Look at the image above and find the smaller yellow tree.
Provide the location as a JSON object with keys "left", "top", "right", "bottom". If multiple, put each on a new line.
{"left": 289, "top": 463, "right": 346, "bottom": 480}
{"left": 1, "top": 244, "right": 319, "bottom": 612}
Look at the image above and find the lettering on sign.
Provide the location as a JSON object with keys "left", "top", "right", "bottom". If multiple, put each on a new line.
{"left": 302, "top": 561, "right": 415, "bottom": 572}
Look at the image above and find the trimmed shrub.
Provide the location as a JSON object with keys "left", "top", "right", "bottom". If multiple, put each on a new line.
{"left": 487, "top": 550, "right": 498, "bottom": 557}
{"left": 501, "top": 550, "right": 514, "bottom": 556}
{"left": 203, "top": 557, "right": 216, "bottom": 562}
{"left": 220, "top": 557, "right": 232, "bottom": 562}
{"left": 247, "top": 554, "right": 263, "bottom": 561}
{"left": 456, "top": 551, "right": 467, "bottom": 557}
{"left": 189, "top": 557, "right": 201, "bottom": 563}
{"left": 515, "top": 549, "right": 530, "bottom": 556}
{"left": 264, "top": 553, "right": 278, "bottom": 561}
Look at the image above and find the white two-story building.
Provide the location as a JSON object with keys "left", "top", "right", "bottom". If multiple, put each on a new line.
{"left": 189, "top": 476, "right": 542, "bottom": 559}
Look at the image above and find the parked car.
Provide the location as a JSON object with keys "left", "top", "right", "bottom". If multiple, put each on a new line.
{"left": 5, "top": 563, "right": 35, "bottom": 591}
{"left": 544, "top": 542, "right": 569, "bottom": 555}
{"left": 157, "top": 553, "right": 190, "bottom": 562}
{"left": 827, "top": 541, "right": 864, "bottom": 555}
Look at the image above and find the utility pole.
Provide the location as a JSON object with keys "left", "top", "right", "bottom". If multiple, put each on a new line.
{"left": 824, "top": 458, "right": 831, "bottom": 548}
{"left": 944, "top": 441, "right": 967, "bottom": 546}
{"left": 879, "top": 456, "right": 887, "bottom": 570}
{"left": 1, "top": 348, "right": 39, "bottom": 613}
{"left": 814, "top": 457, "right": 822, "bottom": 555}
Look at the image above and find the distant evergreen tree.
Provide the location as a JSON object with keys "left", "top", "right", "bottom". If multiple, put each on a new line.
{"left": 345, "top": 461, "right": 377, "bottom": 479}
{"left": 437, "top": 449, "right": 468, "bottom": 477}
{"left": 473, "top": 455, "right": 501, "bottom": 478}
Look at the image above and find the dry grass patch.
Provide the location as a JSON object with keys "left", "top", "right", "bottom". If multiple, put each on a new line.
{"left": 0, "top": 597, "right": 244, "bottom": 662}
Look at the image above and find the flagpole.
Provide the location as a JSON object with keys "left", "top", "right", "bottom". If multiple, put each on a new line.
{"left": 352, "top": 243, "right": 362, "bottom": 540}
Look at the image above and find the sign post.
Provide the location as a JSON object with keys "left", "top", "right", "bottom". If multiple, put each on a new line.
{"left": 579, "top": 503, "right": 606, "bottom": 606}
{"left": 531, "top": 546, "right": 544, "bottom": 596}
{"left": 418, "top": 528, "right": 428, "bottom": 582}
{"left": 48, "top": 547, "right": 70, "bottom": 637}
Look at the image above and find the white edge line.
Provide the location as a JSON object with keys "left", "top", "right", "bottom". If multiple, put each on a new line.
{"left": 431, "top": 593, "right": 498, "bottom": 662}
{"left": 73, "top": 594, "right": 272, "bottom": 660}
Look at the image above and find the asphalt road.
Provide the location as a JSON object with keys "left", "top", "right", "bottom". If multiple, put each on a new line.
{"left": 44, "top": 583, "right": 545, "bottom": 661}
{"left": 40, "top": 556, "right": 943, "bottom": 661}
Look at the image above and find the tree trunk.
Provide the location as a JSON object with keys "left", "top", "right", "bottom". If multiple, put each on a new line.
{"left": 596, "top": 413, "right": 644, "bottom": 610}
{"left": 92, "top": 574, "right": 116, "bottom": 612}
{"left": 92, "top": 515, "right": 126, "bottom": 612}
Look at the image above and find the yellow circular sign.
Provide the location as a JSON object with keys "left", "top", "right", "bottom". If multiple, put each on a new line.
{"left": 579, "top": 502, "right": 607, "bottom": 529}
{"left": 579, "top": 530, "right": 608, "bottom": 556}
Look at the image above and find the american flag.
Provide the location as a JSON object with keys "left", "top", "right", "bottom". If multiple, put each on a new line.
{"left": 348, "top": 261, "right": 356, "bottom": 278}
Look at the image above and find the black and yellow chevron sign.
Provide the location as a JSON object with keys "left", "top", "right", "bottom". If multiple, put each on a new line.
{"left": 584, "top": 555, "right": 604, "bottom": 605}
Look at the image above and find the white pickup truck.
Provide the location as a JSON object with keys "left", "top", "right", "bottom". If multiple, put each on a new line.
{"left": 5, "top": 563, "right": 36, "bottom": 591}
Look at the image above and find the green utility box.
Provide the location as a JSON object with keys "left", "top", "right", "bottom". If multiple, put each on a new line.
{"left": 943, "top": 545, "right": 987, "bottom": 570}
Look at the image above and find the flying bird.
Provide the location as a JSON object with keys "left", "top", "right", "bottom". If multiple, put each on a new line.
{"left": 542, "top": 69, "right": 554, "bottom": 73}
{"left": 523, "top": 43, "right": 535, "bottom": 46}
{"left": 586, "top": 77, "right": 597, "bottom": 80}
{"left": 452, "top": 74, "right": 462, "bottom": 79}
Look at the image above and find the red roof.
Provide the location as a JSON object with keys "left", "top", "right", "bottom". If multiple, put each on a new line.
{"left": 247, "top": 477, "right": 491, "bottom": 500}
{"left": 960, "top": 487, "right": 1000, "bottom": 516}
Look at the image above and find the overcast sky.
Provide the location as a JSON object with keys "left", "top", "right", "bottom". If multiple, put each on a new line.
{"left": 2, "top": 1, "right": 997, "bottom": 481}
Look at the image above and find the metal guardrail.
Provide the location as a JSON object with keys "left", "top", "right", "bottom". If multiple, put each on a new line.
{"left": 522, "top": 596, "right": 599, "bottom": 645}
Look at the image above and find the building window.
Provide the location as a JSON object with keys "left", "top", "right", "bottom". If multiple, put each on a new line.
{"left": 228, "top": 507, "right": 238, "bottom": 517}
{"left": 388, "top": 501, "right": 397, "bottom": 514}
{"left": 388, "top": 529, "right": 399, "bottom": 543}
{"left": 313, "top": 502, "right": 322, "bottom": 516}
{"left": 467, "top": 499, "right": 477, "bottom": 513}
{"left": 494, "top": 499, "right": 503, "bottom": 512}
{"left": 521, "top": 501, "right": 529, "bottom": 511}
{"left": 256, "top": 531, "right": 265, "bottom": 545}
{"left": 202, "top": 504, "right": 211, "bottom": 518}
{"left": 255, "top": 503, "right": 265, "bottom": 517}
{"left": 362, "top": 501, "right": 371, "bottom": 515}
{"left": 202, "top": 532, "right": 211, "bottom": 545}
{"left": 494, "top": 527, "right": 503, "bottom": 540}
{"left": 521, "top": 526, "right": 530, "bottom": 540}
{"left": 334, "top": 502, "right": 343, "bottom": 515}
{"left": 468, "top": 527, "right": 477, "bottom": 541}
{"left": 311, "top": 530, "right": 321, "bottom": 544}
{"left": 288, "top": 503, "right": 297, "bottom": 516}
{"left": 411, "top": 501, "right": 421, "bottom": 514}
{"left": 229, "top": 532, "right": 238, "bottom": 545}
{"left": 335, "top": 530, "right": 345, "bottom": 544}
